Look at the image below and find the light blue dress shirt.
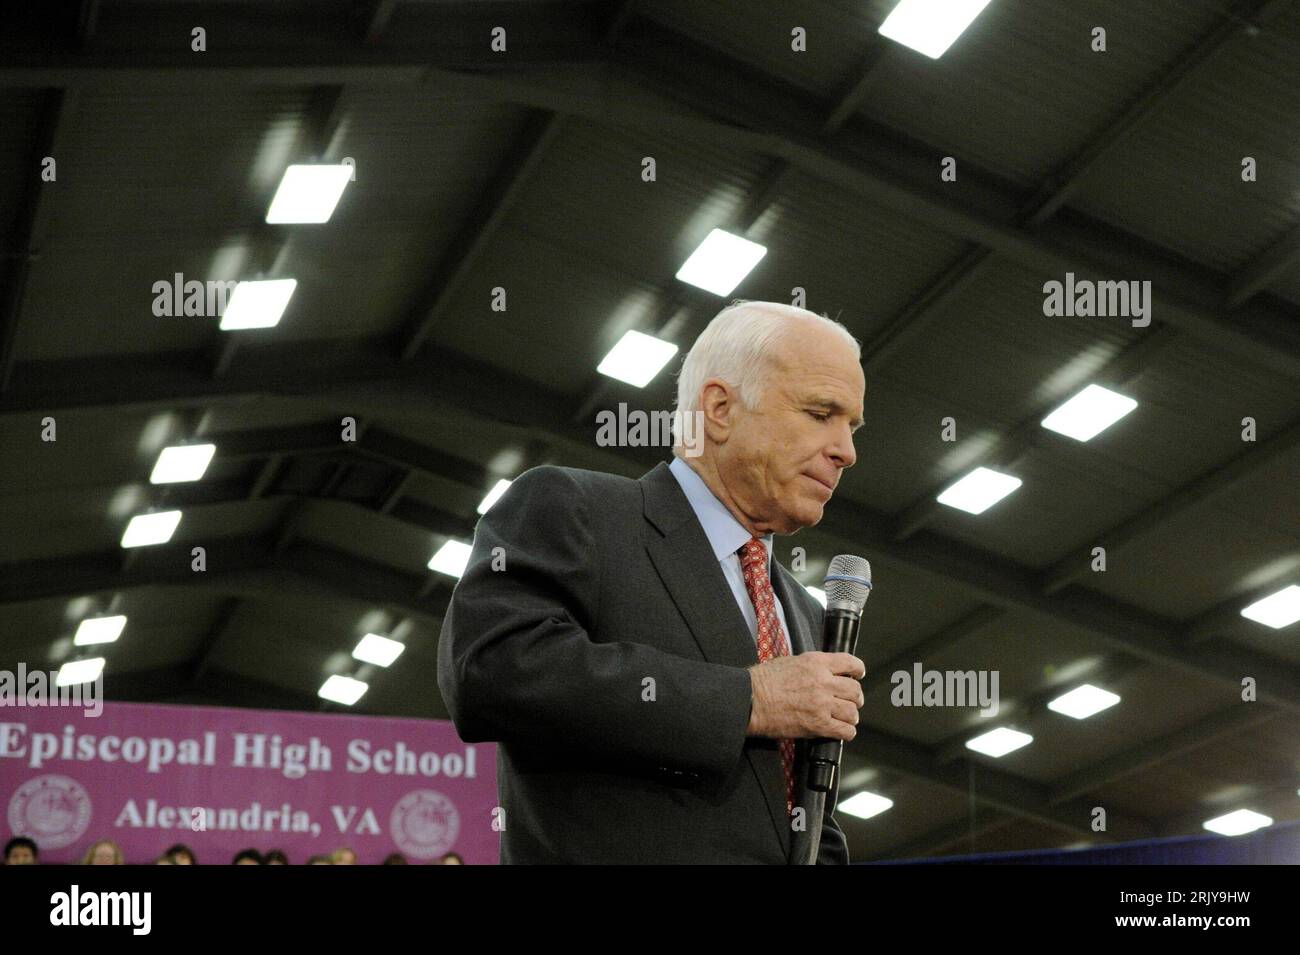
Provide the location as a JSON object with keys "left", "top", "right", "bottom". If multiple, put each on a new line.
{"left": 668, "top": 456, "right": 793, "bottom": 652}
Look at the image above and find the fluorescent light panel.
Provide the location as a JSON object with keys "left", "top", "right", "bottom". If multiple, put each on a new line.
{"left": 1041, "top": 384, "right": 1138, "bottom": 442}
{"left": 1202, "top": 809, "right": 1272, "bottom": 837}
{"left": 965, "top": 727, "right": 1033, "bottom": 757}
{"left": 57, "top": 658, "right": 105, "bottom": 687}
{"left": 839, "top": 790, "right": 893, "bottom": 820}
{"left": 878, "top": 0, "right": 993, "bottom": 59}
{"left": 74, "top": 615, "right": 127, "bottom": 646}
{"left": 597, "top": 330, "right": 679, "bottom": 388}
{"left": 219, "top": 279, "right": 297, "bottom": 331}
{"left": 121, "top": 511, "right": 182, "bottom": 548}
{"left": 150, "top": 443, "right": 216, "bottom": 484}
{"left": 477, "top": 479, "right": 513, "bottom": 515}
{"left": 318, "top": 674, "right": 368, "bottom": 706}
{"left": 428, "top": 539, "right": 472, "bottom": 578}
{"left": 675, "top": 228, "right": 767, "bottom": 296}
{"left": 1047, "top": 684, "right": 1120, "bottom": 720}
{"left": 353, "top": 633, "right": 405, "bottom": 668}
{"left": 936, "top": 466, "right": 1022, "bottom": 515}
{"left": 266, "top": 164, "right": 352, "bottom": 224}
{"left": 1240, "top": 584, "right": 1300, "bottom": 629}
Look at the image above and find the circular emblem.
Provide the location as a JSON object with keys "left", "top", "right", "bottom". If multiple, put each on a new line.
{"left": 8, "top": 775, "right": 92, "bottom": 850}
{"left": 390, "top": 790, "right": 459, "bottom": 860}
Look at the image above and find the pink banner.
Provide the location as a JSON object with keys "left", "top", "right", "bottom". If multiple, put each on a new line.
{"left": 1, "top": 701, "right": 498, "bottom": 864}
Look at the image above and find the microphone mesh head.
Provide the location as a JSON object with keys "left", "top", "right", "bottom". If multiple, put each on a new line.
{"left": 824, "top": 555, "right": 872, "bottom": 613}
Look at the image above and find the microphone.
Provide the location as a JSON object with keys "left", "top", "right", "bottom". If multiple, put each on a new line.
{"left": 807, "top": 554, "right": 872, "bottom": 793}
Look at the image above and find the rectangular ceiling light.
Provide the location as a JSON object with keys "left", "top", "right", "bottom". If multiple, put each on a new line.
{"left": 428, "top": 539, "right": 473, "bottom": 578}
{"left": 150, "top": 443, "right": 216, "bottom": 484}
{"left": 936, "top": 466, "right": 1022, "bottom": 515}
{"left": 839, "top": 790, "right": 894, "bottom": 820}
{"left": 476, "top": 479, "right": 513, "bottom": 515}
{"left": 1041, "top": 384, "right": 1138, "bottom": 442}
{"left": 353, "top": 633, "right": 405, "bottom": 668}
{"left": 1202, "top": 809, "right": 1272, "bottom": 837}
{"left": 318, "top": 674, "right": 368, "bottom": 706}
{"left": 878, "top": 0, "right": 993, "bottom": 59}
{"left": 596, "top": 330, "right": 679, "bottom": 387}
{"left": 73, "top": 615, "right": 127, "bottom": 646}
{"left": 965, "top": 727, "right": 1033, "bottom": 757}
{"left": 219, "top": 278, "right": 297, "bottom": 331}
{"left": 121, "top": 510, "right": 182, "bottom": 548}
{"left": 675, "top": 228, "right": 768, "bottom": 296}
{"left": 1240, "top": 584, "right": 1300, "bottom": 629}
{"left": 57, "top": 658, "right": 105, "bottom": 687}
{"left": 1047, "top": 684, "right": 1121, "bottom": 720}
{"left": 266, "top": 164, "right": 353, "bottom": 224}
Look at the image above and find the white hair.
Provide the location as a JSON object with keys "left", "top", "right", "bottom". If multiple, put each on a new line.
{"left": 671, "top": 300, "right": 860, "bottom": 451}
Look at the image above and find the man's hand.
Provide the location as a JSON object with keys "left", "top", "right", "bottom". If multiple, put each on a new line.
{"left": 746, "top": 652, "right": 865, "bottom": 740}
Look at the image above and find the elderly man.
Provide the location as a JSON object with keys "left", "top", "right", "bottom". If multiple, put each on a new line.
{"left": 438, "top": 301, "right": 867, "bottom": 864}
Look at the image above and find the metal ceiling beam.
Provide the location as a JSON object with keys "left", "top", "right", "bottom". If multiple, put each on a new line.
{"left": 0, "top": 87, "right": 78, "bottom": 392}
{"left": 4, "top": 27, "right": 1297, "bottom": 377}
{"left": 1016, "top": 0, "right": 1290, "bottom": 226}
{"left": 1040, "top": 412, "right": 1300, "bottom": 595}
{"left": 860, "top": 0, "right": 1286, "bottom": 391}
{"left": 1048, "top": 704, "right": 1282, "bottom": 805}
{"left": 190, "top": 597, "right": 240, "bottom": 684}
{"left": 566, "top": 24, "right": 892, "bottom": 424}
{"left": 1225, "top": 221, "right": 1300, "bottom": 310}
{"left": 930, "top": 656, "right": 1150, "bottom": 766}
{"left": 0, "top": 533, "right": 452, "bottom": 625}
{"left": 605, "top": 23, "right": 1300, "bottom": 381}
{"left": 396, "top": 110, "right": 565, "bottom": 360}
{"left": 880, "top": 703, "right": 1285, "bottom": 857}
{"left": 851, "top": 726, "right": 1153, "bottom": 842}
{"left": 888, "top": 324, "right": 1182, "bottom": 542}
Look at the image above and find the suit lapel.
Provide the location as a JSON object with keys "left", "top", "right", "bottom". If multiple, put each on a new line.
{"left": 641, "top": 462, "right": 791, "bottom": 856}
{"left": 770, "top": 561, "right": 817, "bottom": 655}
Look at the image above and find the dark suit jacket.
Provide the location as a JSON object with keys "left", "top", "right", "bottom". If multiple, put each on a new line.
{"left": 437, "top": 460, "right": 851, "bottom": 864}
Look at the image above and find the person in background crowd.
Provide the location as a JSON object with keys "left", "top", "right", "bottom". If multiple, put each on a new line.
{"left": 306, "top": 854, "right": 333, "bottom": 865}
{"left": 165, "top": 843, "right": 196, "bottom": 865}
{"left": 332, "top": 847, "right": 357, "bottom": 865}
{"left": 233, "top": 849, "right": 263, "bottom": 865}
{"left": 382, "top": 852, "right": 408, "bottom": 864}
{"left": 155, "top": 855, "right": 175, "bottom": 864}
{"left": 82, "top": 840, "right": 124, "bottom": 865}
{"left": 439, "top": 852, "right": 464, "bottom": 865}
{"left": 264, "top": 849, "right": 289, "bottom": 865}
{"left": 4, "top": 837, "right": 38, "bottom": 864}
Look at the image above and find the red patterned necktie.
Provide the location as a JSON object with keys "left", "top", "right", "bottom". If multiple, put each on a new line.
{"left": 738, "top": 537, "right": 796, "bottom": 817}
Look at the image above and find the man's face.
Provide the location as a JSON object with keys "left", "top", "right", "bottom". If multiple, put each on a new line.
{"left": 6, "top": 846, "right": 36, "bottom": 864}
{"left": 708, "top": 320, "right": 864, "bottom": 535}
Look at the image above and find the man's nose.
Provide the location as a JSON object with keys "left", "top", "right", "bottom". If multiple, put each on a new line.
{"left": 829, "top": 425, "right": 857, "bottom": 469}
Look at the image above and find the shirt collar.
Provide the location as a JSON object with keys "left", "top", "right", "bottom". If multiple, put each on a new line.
{"left": 668, "top": 456, "right": 774, "bottom": 567}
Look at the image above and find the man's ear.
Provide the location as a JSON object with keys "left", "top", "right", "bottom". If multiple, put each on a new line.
{"left": 699, "top": 379, "right": 734, "bottom": 444}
